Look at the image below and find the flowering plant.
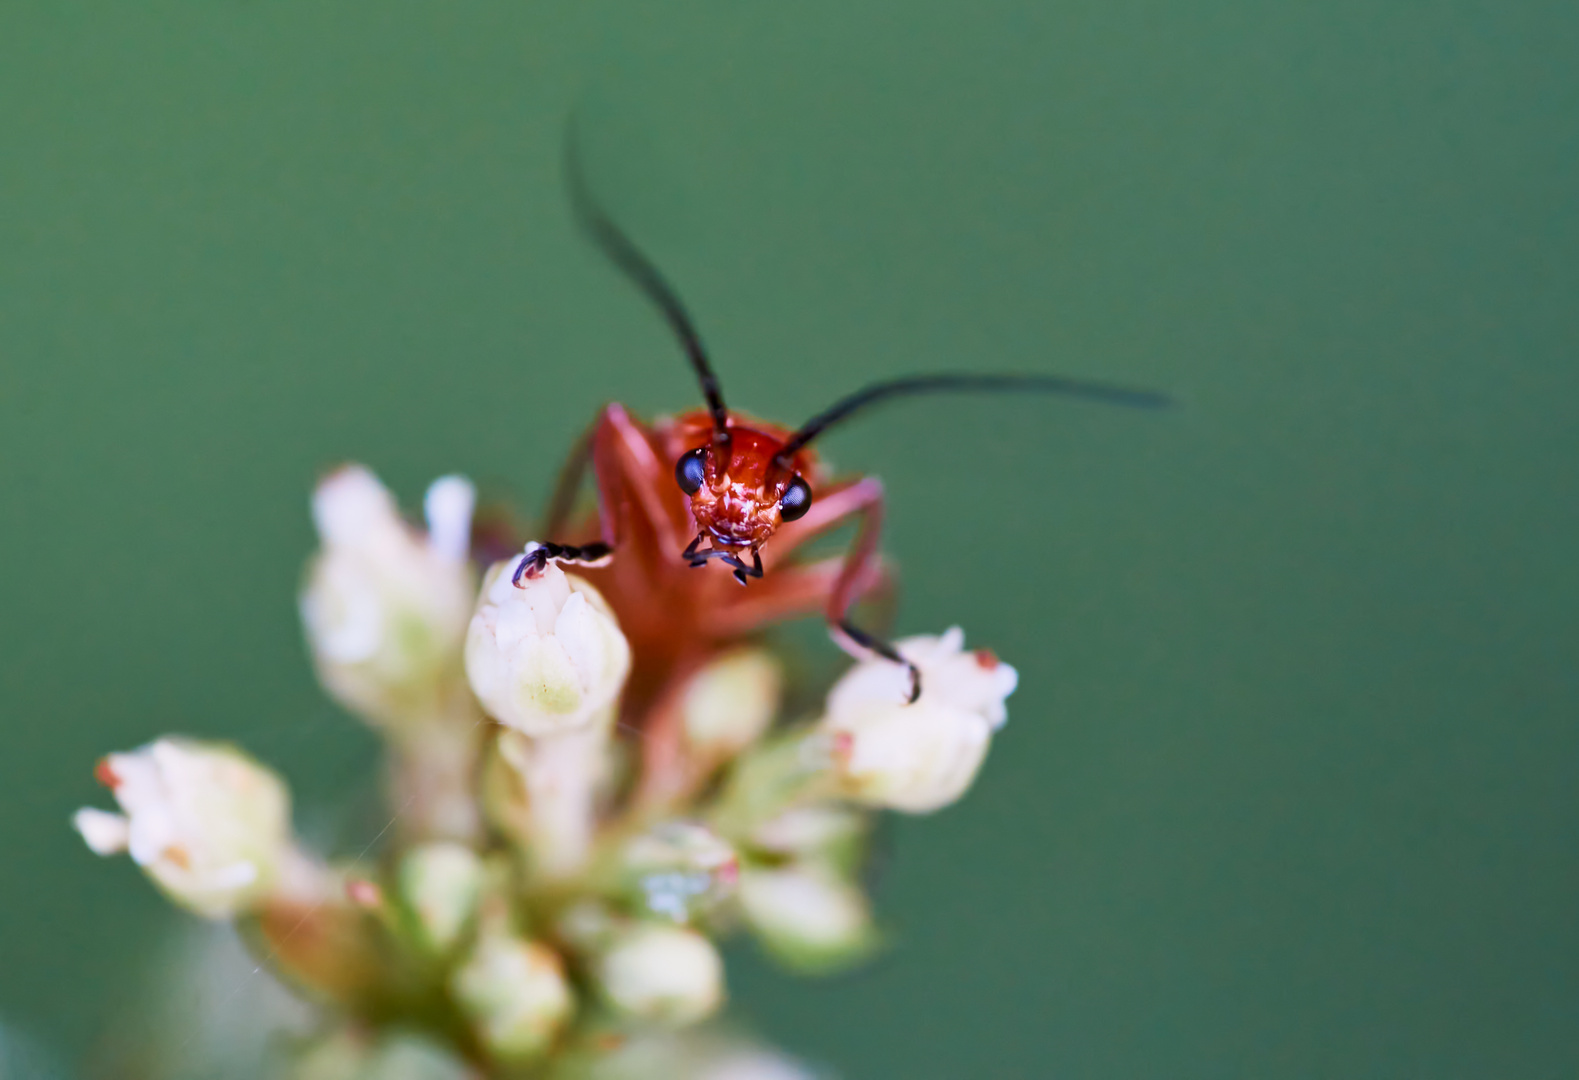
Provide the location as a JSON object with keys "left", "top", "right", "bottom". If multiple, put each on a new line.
{"left": 76, "top": 463, "right": 1017, "bottom": 1078}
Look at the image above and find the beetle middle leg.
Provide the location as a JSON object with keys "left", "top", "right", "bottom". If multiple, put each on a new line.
{"left": 820, "top": 480, "right": 919, "bottom": 702}
{"left": 831, "top": 618, "right": 919, "bottom": 703}
{"left": 736, "top": 475, "right": 921, "bottom": 703}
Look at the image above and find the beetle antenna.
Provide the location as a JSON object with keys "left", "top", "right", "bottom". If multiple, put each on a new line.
{"left": 565, "top": 127, "right": 730, "bottom": 441}
{"left": 774, "top": 373, "right": 1172, "bottom": 465}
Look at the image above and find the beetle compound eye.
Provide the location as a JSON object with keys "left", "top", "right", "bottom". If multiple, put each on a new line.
{"left": 675, "top": 447, "right": 708, "bottom": 495}
{"left": 779, "top": 476, "right": 813, "bottom": 521}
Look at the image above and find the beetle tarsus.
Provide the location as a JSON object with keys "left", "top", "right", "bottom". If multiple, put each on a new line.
{"left": 681, "top": 539, "right": 764, "bottom": 586}
{"left": 735, "top": 549, "right": 764, "bottom": 586}
{"left": 512, "top": 540, "right": 614, "bottom": 587}
{"left": 836, "top": 618, "right": 922, "bottom": 704}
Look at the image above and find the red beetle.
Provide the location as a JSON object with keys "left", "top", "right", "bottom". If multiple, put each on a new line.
{"left": 515, "top": 156, "right": 1169, "bottom": 720}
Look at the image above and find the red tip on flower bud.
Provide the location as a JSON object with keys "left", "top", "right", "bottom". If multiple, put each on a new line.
{"left": 973, "top": 648, "right": 1000, "bottom": 670}
{"left": 94, "top": 757, "right": 120, "bottom": 789}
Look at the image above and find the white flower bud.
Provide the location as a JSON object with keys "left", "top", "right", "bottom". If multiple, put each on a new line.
{"left": 750, "top": 805, "right": 864, "bottom": 860}
{"left": 681, "top": 649, "right": 782, "bottom": 759}
{"left": 623, "top": 823, "right": 740, "bottom": 923}
{"left": 300, "top": 466, "right": 476, "bottom": 727}
{"left": 450, "top": 934, "right": 573, "bottom": 1062}
{"left": 398, "top": 842, "right": 483, "bottom": 954}
{"left": 737, "top": 865, "right": 873, "bottom": 972}
{"left": 465, "top": 559, "right": 631, "bottom": 736}
{"left": 820, "top": 627, "right": 1018, "bottom": 814}
{"left": 597, "top": 924, "right": 724, "bottom": 1025}
{"left": 73, "top": 738, "right": 290, "bottom": 918}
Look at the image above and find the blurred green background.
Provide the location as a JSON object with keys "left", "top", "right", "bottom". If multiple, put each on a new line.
{"left": 2, "top": 1, "right": 1577, "bottom": 1076}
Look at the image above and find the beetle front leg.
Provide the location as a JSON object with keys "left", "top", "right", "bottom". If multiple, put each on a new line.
{"left": 512, "top": 540, "right": 614, "bottom": 585}
{"left": 518, "top": 408, "right": 627, "bottom": 583}
{"left": 523, "top": 403, "right": 690, "bottom": 583}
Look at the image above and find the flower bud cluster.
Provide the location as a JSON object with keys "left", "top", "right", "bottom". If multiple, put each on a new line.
{"left": 73, "top": 459, "right": 1023, "bottom": 1077}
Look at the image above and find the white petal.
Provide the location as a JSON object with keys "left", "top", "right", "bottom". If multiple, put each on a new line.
{"left": 424, "top": 475, "right": 476, "bottom": 563}
{"left": 509, "top": 636, "right": 586, "bottom": 731}
{"left": 300, "top": 557, "right": 386, "bottom": 663}
{"left": 465, "top": 617, "right": 506, "bottom": 706}
{"left": 553, "top": 591, "right": 607, "bottom": 687}
{"left": 73, "top": 808, "right": 130, "bottom": 855}
{"left": 102, "top": 747, "right": 162, "bottom": 817}
{"left": 312, "top": 465, "right": 400, "bottom": 549}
